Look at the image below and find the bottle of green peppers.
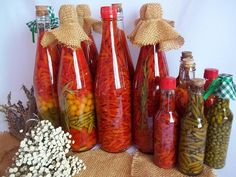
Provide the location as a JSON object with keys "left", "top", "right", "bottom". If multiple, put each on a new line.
{"left": 204, "top": 74, "right": 235, "bottom": 169}
{"left": 178, "top": 78, "right": 208, "bottom": 176}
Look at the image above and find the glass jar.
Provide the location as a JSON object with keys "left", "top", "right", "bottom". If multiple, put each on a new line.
{"left": 205, "top": 97, "right": 233, "bottom": 168}
{"left": 95, "top": 6, "right": 131, "bottom": 153}
{"left": 176, "top": 51, "right": 193, "bottom": 86}
{"left": 133, "top": 44, "right": 169, "bottom": 153}
{"left": 154, "top": 77, "right": 179, "bottom": 168}
{"left": 112, "top": 3, "right": 134, "bottom": 80}
{"left": 204, "top": 68, "right": 219, "bottom": 114}
{"left": 175, "top": 59, "right": 196, "bottom": 118}
{"left": 178, "top": 78, "right": 208, "bottom": 176}
{"left": 33, "top": 6, "right": 60, "bottom": 127}
{"left": 58, "top": 47, "right": 96, "bottom": 152}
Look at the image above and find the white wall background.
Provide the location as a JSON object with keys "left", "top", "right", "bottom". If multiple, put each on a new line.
{"left": 0, "top": 0, "right": 235, "bottom": 176}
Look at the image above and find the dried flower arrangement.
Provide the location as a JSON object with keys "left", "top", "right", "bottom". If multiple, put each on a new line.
{"left": 0, "top": 85, "right": 39, "bottom": 140}
{"left": 5, "top": 120, "right": 86, "bottom": 177}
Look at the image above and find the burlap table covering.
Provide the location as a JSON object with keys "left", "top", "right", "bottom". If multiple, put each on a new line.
{"left": 131, "top": 151, "right": 216, "bottom": 177}
{"left": 0, "top": 132, "right": 217, "bottom": 177}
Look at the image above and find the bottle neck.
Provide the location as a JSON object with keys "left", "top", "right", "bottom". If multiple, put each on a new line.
{"left": 36, "top": 15, "right": 50, "bottom": 34}
{"left": 101, "top": 18, "right": 119, "bottom": 47}
{"left": 179, "top": 66, "right": 196, "bottom": 88}
{"left": 116, "top": 11, "right": 124, "bottom": 30}
{"left": 159, "top": 89, "right": 176, "bottom": 112}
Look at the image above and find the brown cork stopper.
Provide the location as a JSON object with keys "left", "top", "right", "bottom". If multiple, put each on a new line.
{"left": 191, "top": 78, "right": 205, "bottom": 87}
{"left": 183, "top": 58, "right": 195, "bottom": 68}
{"left": 35, "top": 5, "right": 48, "bottom": 16}
{"left": 112, "top": 3, "right": 123, "bottom": 12}
{"left": 181, "top": 51, "right": 193, "bottom": 60}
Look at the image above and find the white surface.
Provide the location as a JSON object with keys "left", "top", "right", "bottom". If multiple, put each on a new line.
{"left": 0, "top": 0, "right": 235, "bottom": 176}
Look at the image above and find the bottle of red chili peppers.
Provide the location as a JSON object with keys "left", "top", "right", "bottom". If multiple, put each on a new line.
{"left": 95, "top": 6, "right": 132, "bottom": 153}
{"left": 128, "top": 3, "right": 184, "bottom": 154}
{"left": 154, "top": 77, "right": 179, "bottom": 168}
{"left": 203, "top": 68, "right": 219, "bottom": 113}
{"left": 33, "top": 6, "right": 61, "bottom": 127}
{"left": 42, "top": 5, "right": 97, "bottom": 152}
{"left": 112, "top": 3, "right": 134, "bottom": 80}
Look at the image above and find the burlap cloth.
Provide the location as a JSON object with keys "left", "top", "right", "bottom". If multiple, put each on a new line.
{"left": 41, "top": 5, "right": 90, "bottom": 49}
{"left": 0, "top": 132, "right": 19, "bottom": 176}
{"left": 131, "top": 151, "right": 216, "bottom": 177}
{"left": 0, "top": 132, "right": 216, "bottom": 177}
{"left": 76, "top": 4, "right": 101, "bottom": 35}
{"left": 128, "top": 3, "right": 184, "bottom": 51}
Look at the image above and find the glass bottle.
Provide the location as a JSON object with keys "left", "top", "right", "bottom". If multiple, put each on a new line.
{"left": 33, "top": 6, "right": 60, "bottom": 127}
{"left": 57, "top": 47, "right": 96, "bottom": 152}
{"left": 203, "top": 68, "right": 219, "bottom": 113}
{"left": 78, "top": 5, "right": 99, "bottom": 78}
{"left": 112, "top": 3, "right": 134, "bottom": 80}
{"left": 178, "top": 78, "right": 208, "bottom": 176}
{"left": 176, "top": 51, "right": 193, "bottom": 86}
{"left": 133, "top": 45, "right": 169, "bottom": 153}
{"left": 95, "top": 6, "right": 131, "bottom": 153}
{"left": 154, "top": 77, "right": 179, "bottom": 168}
{"left": 205, "top": 74, "right": 233, "bottom": 169}
{"left": 175, "top": 59, "right": 196, "bottom": 119}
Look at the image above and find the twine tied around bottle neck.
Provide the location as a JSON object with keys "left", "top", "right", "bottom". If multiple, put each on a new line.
{"left": 204, "top": 74, "right": 236, "bottom": 100}
{"left": 76, "top": 4, "right": 102, "bottom": 35}
{"left": 128, "top": 3, "right": 184, "bottom": 51}
{"left": 41, "top": 5, "right": 90, "bottom": 49}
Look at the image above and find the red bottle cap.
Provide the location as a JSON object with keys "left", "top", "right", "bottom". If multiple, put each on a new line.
{"left": 101, "top": 6, "right": 117, "bottom": 19}
{"left": 204, "top": 68, "right": 219, "bottom": 80}
{"left": 160, "top": 77, "right": 176, "bottom": 90}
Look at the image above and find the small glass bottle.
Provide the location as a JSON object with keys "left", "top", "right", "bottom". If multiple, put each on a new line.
{"left": 112, "top": 3, "right": 134, "bottom": 80}
{"left": 57, "top": 6, "right": 96, "bottom": 152}
{"left": 176, "top": 51, "right": 193, "bottom": 86}
{"left": 178, "top": 78, "right": 208, "bottom": 176}
{"left": 133, "top": 44, "right": 169, "bottom": 153}
{"left": 175, "top": 59, "right": 196, "bottom": 118}
{"left": 154, "top": 77, "right": 179, "bottom": 169}
{"left": 203, "top": 68, "right": 219, "bottom": 113}
{"left": 33, "top": 6, "right": 60, "bottom": 127}
{"left": 205, "top": 74, "right": 233, "bottom": 169}
{"left": 95, "top": 6, "right": 131, "bottom": 153}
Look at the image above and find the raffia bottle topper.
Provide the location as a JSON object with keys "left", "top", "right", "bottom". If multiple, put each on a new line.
{"left": 76, "top": 4, "right": 100, "bottom": 78}
{"left": 76, "top": 4, "right": 101, "bottom": 34}
{"left": 42, "top": 5, "right": 97, "bottom": 152}
{"left": 128, "top": 3, "right": 184, "bottom": 51}
{"left": 41, "top": 5, "right": 90, "bottom": 48}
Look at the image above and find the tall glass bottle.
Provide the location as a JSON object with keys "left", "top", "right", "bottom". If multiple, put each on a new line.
{"left": 178, "top": 78, "right": 208, "bottom": 176}
{"left": 112, "top": 3, "right": 134, "bottom": 79}
{"left": 154, "top": 77, "right": 179, "bottom": 168}
{"left": 203, "top": 68, "right": 219, "bottom": 113}
{"left": 176, "top": 51, "right": 193, "bottom": 86}
{"left": 33, "top": 6, "right": 60, "bottom": 127}
{"left": 95, "top": 6, "right": 132, "bottom": 153}
{"left": 57, "top": 6, "right": 96, "bottom": 152}
{"left": 175, "top": 59, "right": 196, "bottom": 118}
{"left": 133, "top": 44, "right": 169, "bottom": 153}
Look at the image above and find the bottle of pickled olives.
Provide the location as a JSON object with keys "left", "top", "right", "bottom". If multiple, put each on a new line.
{"left": 176, "top": 51, "right": 193, "bottom": 86}
{"left": 204, "top": 74, "right": 235, "bottom": 169}
{"left": 178, "top": 78, "right": 208, "bottom": 176}
{"left": 204, "top": 68, "right": 219, "bottom": 114}
{"left": 154, "top": 77, "right": 179, "bottom": 169}
{"left": 175, "top": 58, "right": 196, "bottom": 118}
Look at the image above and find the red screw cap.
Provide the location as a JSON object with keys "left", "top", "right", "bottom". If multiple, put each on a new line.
{"left": 204, "top": 68, "right": 219, "bottom": 80}
{"left": 101, "top": 6, "right": 117, "bottom": 19}
{"left": 160, "top": 77, "right": 176, "bottom": 90}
